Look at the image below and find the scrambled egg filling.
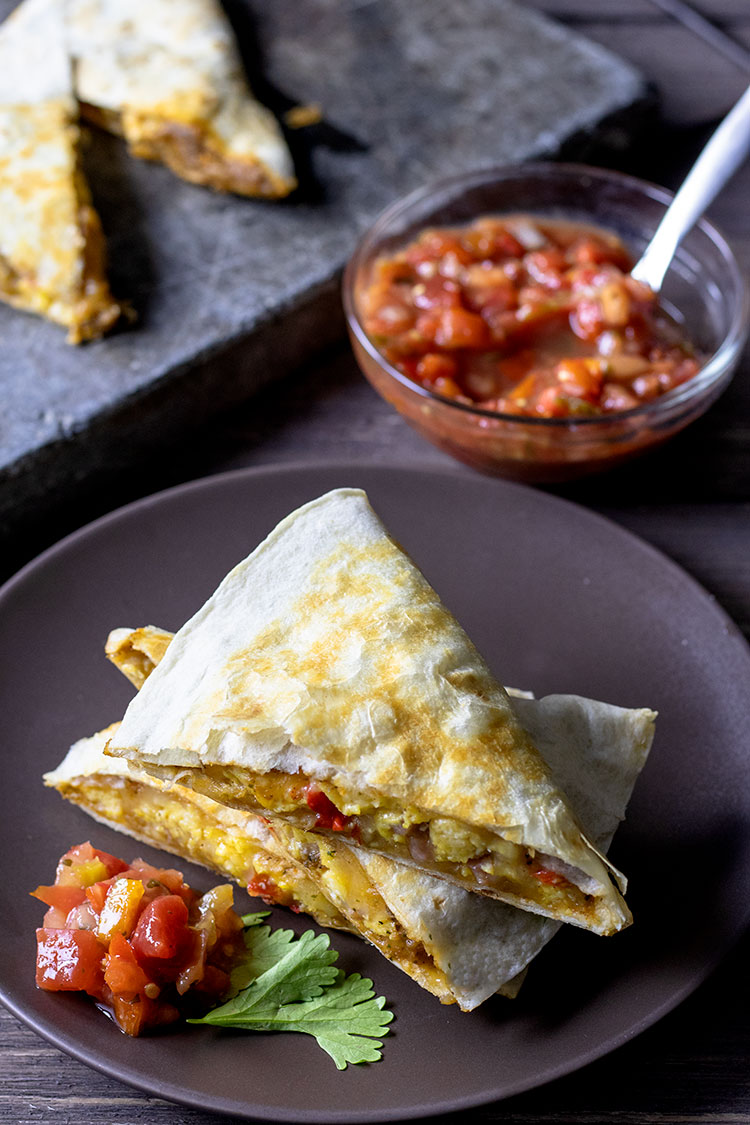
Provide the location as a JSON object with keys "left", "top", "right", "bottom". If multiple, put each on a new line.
{"left": 180, "top": 765, "right": 594, "bottom": 918}
{"left": 54, "top": 776, "right": 345, "bottom": 929}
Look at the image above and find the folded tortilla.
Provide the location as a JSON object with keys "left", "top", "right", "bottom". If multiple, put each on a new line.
{"left": 47, "top": 626, "right": 654, "bottom": 1010}
{"left": 67, "top": 0, "right": 296, "bottom": 197}
{"left": 107, "top": 489, "right": 645, "bottom": 936}
{"left": 0, "top": 0, "right": 121, "bottom": 341}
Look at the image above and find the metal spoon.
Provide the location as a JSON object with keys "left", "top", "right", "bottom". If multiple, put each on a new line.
{"left": 630, "top": 83, "right": 750, "bottom": 292}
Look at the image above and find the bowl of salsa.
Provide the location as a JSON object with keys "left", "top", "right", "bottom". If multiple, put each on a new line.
{"left": 343, "top": 163, "right": 748, "bottom": 481}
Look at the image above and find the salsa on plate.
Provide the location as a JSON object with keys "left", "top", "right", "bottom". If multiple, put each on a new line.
{"left": 357, "top": 215, "right": 700, "bottom": 418}
{"left": 33, "top": 841, "right": 244, "bottom": 1035}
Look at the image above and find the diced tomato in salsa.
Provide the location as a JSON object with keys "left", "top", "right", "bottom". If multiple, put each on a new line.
{"left": 53, "top": 842, "right": 130, "bottom": 886}
{"left": 105, "top": 932, "right": 150, "bottom": 998}
{"left": 31, "top": 883, "right": 87, "bottom": 913}
{"left": 357, "top": 214, "right": 700, "bottom": 418}
{"left": 32, "top": 843, "right": 244, "bottom": 1036}
{"left": 85, "top": 880, "right": 112, "bottom": 914}
{"left": 35, "top": 928, "right": 105, "bottom": 995}
{"left": 131, "top": 895, "right": 190, "bottom": 961}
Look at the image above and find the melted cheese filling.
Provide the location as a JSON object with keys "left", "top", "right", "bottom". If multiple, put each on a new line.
{"left": 174, "top": 765, "right": 597, "bottom": 922}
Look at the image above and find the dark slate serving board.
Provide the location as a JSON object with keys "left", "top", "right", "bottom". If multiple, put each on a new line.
{"left": 0, "top": 0, "right": 646, "bottom": 535}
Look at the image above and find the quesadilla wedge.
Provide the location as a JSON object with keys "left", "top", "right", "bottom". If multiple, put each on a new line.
{"left": 67, "top": 0, "right": 296, "bottom": 198}
{"left": 0, "top": 0, "right": 121, "bottom": 341}
{"left": 107, "top": 489, "right": 642, "bottom": 936}
{"left": 47, "top": 625, "right": 654, "bottom": 1010}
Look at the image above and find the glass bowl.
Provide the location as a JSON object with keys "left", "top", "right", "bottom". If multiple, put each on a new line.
{"left": 342, "top": 163, "right": 749, "bottom": 483}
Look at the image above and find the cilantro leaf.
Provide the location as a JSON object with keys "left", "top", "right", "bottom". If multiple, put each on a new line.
{"left": 226, "top": 925, "right": 338, "bottom": 1002}
{"left": 190, "top": 922, "right": 394, "bottom": 1068}
{"left": 240, "top": 911, "right": 270, "bottom": 928}
{"left": 235, "top": 971, "right": 394, "bottom": 1069}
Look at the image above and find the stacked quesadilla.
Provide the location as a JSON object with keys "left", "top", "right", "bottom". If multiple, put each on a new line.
{"left": 46, "top": 490, "right": 655, "bottom": 1010}
{"left": 107, "top": 489, "right": 641, "bottom": 937}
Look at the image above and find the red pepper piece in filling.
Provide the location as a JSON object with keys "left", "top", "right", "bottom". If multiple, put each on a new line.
{"left": 247, "top": 874, "right": 301, "bottom": 913}
{"left": 532, "top": 865, "right": 569, "bottom": 887}
{"left": 247, "top": 874, "right": 282, "bottom": 902}
{"left": 305, "top": 785, "right": 353, "bottom": 833}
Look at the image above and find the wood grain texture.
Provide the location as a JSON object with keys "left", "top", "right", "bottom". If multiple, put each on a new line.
{"left": 2, "top": 1, "right": 750, "bottom": 1122}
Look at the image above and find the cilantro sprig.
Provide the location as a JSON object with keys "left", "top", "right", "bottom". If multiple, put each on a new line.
{"left": 189, "top": 912, "right": 394, "bottom": 1069}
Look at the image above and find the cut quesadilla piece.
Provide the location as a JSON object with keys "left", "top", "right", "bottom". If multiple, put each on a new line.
{"left": 67, "top": 0, "right": 296, "bottom": 198}
{"left": 48, "top": 724, "right": 496, "bottom": 1008}
{"left": 47, "top": 624, "right": 653, "bottom": 1010}
{"left": 105, "top": 625, "right": 174, "bottom": 690}
{"left": 46, "top": 724, "right": 351, "bottom": 933}
{"left": 107, "top": 488, "right": 644, "bottom": 937}
{"left": 0, "top": 0, "right": 122, "bottom": 342}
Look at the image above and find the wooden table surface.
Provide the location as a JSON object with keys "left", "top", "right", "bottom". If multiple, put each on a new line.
{"left": 3, "top": 1, "right": 750, "bottom": 1122}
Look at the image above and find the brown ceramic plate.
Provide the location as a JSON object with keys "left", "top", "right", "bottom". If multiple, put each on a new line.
{"left": 1, "top": 463, "right": 749, "bottom": 1122}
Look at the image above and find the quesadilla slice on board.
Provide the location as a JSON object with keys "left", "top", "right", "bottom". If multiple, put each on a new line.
{"left": 0, "top": 0, "right": 121, "bottom": 341}
{"left": 47, "top": 625, "right": 654, "bottom": 1010}
{"left": 107, "top": 489, "right": 643, "bottom": 936}
{"left": 67, "top": 0, "right": 296, "bottom": 197}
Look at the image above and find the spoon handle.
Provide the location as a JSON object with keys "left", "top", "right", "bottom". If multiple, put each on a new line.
{"left": 631, "top": 83, "right": 750, "bottom": 291}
